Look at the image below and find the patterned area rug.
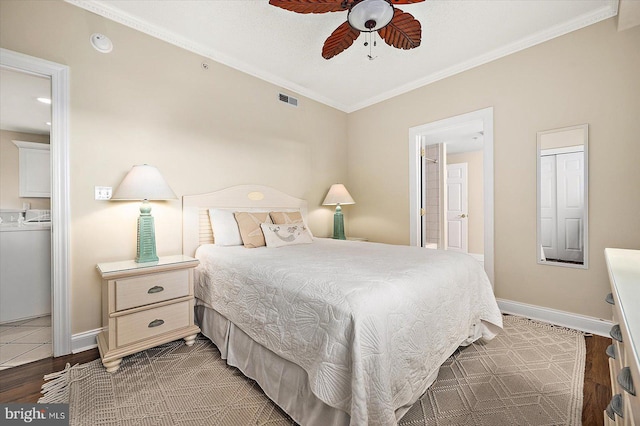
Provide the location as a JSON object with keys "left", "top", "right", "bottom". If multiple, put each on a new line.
{"left": 39, "top": 315, "right": 585, "bottom": 425}
{"left": 398, "top": 315, "right": 585, "bottom": 425}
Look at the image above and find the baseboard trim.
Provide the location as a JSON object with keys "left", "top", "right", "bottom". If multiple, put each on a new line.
{"left": 72, "top": 300, "right": 611, "bottom": 352}
{"left": 71, "top": 327, "right": 102, "bottom": 353}
{"left": 497, "top": 298, "right": 612, "bottom": 337}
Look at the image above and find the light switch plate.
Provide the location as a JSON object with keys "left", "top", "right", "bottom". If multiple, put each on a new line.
{"left": 95, "top": 186, "right": 112, "bottom": 200}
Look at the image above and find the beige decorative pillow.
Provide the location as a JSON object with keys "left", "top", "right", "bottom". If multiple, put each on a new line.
{"left": 261, "top": 223, "right": 313, "bottom": 248}
{"left": 234, "top": 212, "right": 271, "bottom": 248}
{"left": 270, "top": 211, "right": 303, "bottom": 224}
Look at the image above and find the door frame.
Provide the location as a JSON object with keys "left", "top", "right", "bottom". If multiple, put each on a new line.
{"left": 408, "top": 107, "right": 494, "bottom": 286}
{"left": 1, "top": 48, "right": 71, "bottom": 356}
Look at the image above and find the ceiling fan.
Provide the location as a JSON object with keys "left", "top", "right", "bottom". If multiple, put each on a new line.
{"left": 269, "top": 0, "right": 425, "bottom": 59}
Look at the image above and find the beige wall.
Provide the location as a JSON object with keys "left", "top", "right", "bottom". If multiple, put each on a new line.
{"left": 2, "top": 0, "right": 638, "bottom": 336}
{"left": 0, "top": 0, "right": 348, "bottom": 334}
{"left": 0, "top": 130, "right": 51, "bottom": 210}
{"left": 348, "top": 18, "right": 640, "bottom": 320}
{"left": 447, "top": 150, "right": 483, "bottom": 255}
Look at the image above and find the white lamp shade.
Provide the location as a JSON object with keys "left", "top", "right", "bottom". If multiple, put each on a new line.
{"left": 111, "top": 164, "right": 177, "bottom": 200}
{"left": 322, "top": 184, "right": 355, "bottom": 206}
{"left": 348, "top": 0, "right": 394, "bottom": 32}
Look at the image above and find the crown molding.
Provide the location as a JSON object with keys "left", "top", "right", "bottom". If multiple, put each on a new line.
{"left": 64, "top": 0, "right": 348, "bottom": 111}
{"left": 347, "top": 0, "right": 618, "bottom": 112}
{"left": 66, "top": 0, "right": 617, "bottom": 113}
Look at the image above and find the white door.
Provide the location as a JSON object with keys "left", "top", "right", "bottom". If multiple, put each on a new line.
{"left": 446, "top": 163, "right": 468, "bottom": 252}
{"left": 556, "top": 151, "right": 584, "bottom": 262}
{"left": 539, "top": 155, "right": 557, "bottom": 260}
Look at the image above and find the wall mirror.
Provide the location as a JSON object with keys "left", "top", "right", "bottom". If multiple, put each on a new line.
{"left": 537, "top": 124, "right": 588, "bottom": 268}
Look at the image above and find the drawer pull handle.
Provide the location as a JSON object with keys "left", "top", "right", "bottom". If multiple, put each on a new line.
{"left": 610, "top": 394, "right": 623, "bottom": 418}
{"left": 606, "top": 344, "right": 616, "bottom": 360}
{"left": 618, "top": 367, "right": 636, "bottom": 396}
{"left": 148, "top": 286, "right": 164, "bottom": 294}
{"left": 610, "top": 324, "right": 623, "bottom": 342}
{"left": 148, "top": 319, "right": 165, "bottom": 328}
{"left": 605, "top": 402, "right": 615, "bottom": 420}
{"left": 605, "top": 293, "right": 614, "bottom": 305}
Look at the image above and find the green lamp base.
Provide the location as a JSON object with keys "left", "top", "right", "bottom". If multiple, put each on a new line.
{"left": 332, "top": 204, "right": 346, "bottom": 240}
{"left": 135, "top": 200, "right": 159, "bottom": 263}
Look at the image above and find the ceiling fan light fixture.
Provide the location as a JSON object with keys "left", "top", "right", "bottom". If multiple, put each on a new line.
{"left": 348, "top": 0, "right": 394, "bottom": 32}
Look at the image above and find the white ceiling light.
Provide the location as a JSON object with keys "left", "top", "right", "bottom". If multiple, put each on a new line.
{"left": 348, "top": 0, "right": 394, "bottom": 32}
{"left": 37, "top": 97, "right": 51, "bottom": 104}
{"left": 90, "top": 33, "right": 113, "bottom": 53}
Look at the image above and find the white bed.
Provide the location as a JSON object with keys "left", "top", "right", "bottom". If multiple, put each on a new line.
{"left": 182, "top": 185, "right": 503, "bottom": 426}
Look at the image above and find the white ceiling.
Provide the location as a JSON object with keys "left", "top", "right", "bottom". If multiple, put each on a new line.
{"left": 0, "top": 68, "right": 51, "bottom": 135}
{"left": 67, "top": 0, "right": 618, "bottom": 113}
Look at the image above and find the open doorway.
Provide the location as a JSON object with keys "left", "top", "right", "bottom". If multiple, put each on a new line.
{"left": 0, "top": 68, "right": 53, "bottom": 368}
{"left": 1, "top": 48, "right": 71, "bottom": 359}
{"left": 408, "top": 107, "right": 494, "bottom": 285}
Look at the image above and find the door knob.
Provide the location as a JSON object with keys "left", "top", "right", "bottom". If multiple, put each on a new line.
{"left": 459, "top": 214, "right": 467, "bottom": 218}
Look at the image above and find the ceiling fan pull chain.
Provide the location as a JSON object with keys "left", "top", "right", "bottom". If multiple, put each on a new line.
{"left": 368, "top": 32, "right": 377, "bottom": 61}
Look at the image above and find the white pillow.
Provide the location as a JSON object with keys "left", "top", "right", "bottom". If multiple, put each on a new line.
{"left": 209, "top": 209, "right": 243, "bottom": 246}
{"left": 260, "top": 223, "right": 313, "bottom": 248}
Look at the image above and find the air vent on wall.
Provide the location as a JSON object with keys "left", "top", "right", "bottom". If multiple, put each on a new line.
{"left": 278, "top": 93, "right": 298, "bottom": 107}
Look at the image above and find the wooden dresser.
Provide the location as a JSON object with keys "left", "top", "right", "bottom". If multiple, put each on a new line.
{"left": 604, "top": 248, "right": 639, "bottom": 425}
{"left": 96, "top": 255, "right": 201, "bottom": 372}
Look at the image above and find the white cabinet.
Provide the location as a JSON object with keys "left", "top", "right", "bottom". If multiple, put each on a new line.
{"left": 96, "top": 255, "right": 201, "bottom": 372}
{"left": 0, "top": 226, "right": 51, "bottom": 323}
{"left": 12, "top": 140, "right": 50, "bottom": 198}
{"left": 604, "top": 249, "right": 640, "bottom": 425}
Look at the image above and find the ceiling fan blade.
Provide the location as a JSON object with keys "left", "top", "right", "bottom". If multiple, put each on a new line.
{"left": 322, "top": 21, "right": 360, "bottom": 59}
{"left": 269, "top": 0, "right": 349, "bottom": 14}
{"left": 378, "top": 9, "right": 421, "bottom": 50}
{"left": 388, "top": 0, "right": 425, "bottom": 3}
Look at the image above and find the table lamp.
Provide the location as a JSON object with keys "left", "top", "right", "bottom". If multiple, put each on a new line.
{"left": 322, "top": 183, "right": 355, "bottom": 240}
{"left": 111, "top": 164, "right": 177, "bottom": 263}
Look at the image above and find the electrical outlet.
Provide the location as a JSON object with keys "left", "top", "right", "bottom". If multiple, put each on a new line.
{"left": 95, "top": 186, "right": 112, "bottom": 200}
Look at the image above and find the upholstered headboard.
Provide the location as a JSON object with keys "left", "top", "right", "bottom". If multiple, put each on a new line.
{"left": 182, "top": 184, "right": 308, "bottom": 257}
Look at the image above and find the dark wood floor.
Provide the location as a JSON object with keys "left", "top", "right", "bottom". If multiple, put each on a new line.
{"left": 582, "top": 334, "right": 612, "bottom": 426}
{"left": 0, "top": 335, "right": 611, "bottom": 424}
{"left": 0, "top": 348, "right": 100, "bottom": 403}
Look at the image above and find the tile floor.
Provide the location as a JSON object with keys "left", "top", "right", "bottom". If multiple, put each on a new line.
{"left": 0, "top": 315, "right": 52, "bottom": 370}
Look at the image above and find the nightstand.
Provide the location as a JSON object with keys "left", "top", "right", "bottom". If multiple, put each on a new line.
{"left": 96, "top": 255, "right": 201, "bottom": 372}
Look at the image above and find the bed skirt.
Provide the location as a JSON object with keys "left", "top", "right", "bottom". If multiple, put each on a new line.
{"left": 195, "top": 303, "right": 351, "bottom": 425}
{"left": 195, "top": 303, "right": 431, "bottom": 426}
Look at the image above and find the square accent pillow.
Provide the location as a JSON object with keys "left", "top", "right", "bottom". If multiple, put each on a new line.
{"left": 270, "top": 211, "right": 304, "bottom": 224}
{"left": 261, "top": 223, "right": 313, "bottom": 248}
{"left": 234, "top": 212, "right": 271, "bottom": 248}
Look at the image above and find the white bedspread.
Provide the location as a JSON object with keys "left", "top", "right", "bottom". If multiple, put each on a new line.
{"left": 195, "top": 238, "right": 502, "bottom": 425}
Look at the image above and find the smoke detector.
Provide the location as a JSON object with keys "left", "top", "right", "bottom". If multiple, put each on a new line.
{"left": 90, "top": 33, "right": 113, "bottom": 53}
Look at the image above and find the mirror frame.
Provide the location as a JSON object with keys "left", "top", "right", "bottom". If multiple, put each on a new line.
{"left": 536, "top": 124, "right": 589, "bottom": 269}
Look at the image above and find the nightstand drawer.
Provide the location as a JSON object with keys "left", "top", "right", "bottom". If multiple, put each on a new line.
{"left": 116, "top": 301, "right": 190, "bottom": 347}
{"left": 115, "top": 269, "right": 189, "bottom": 311}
